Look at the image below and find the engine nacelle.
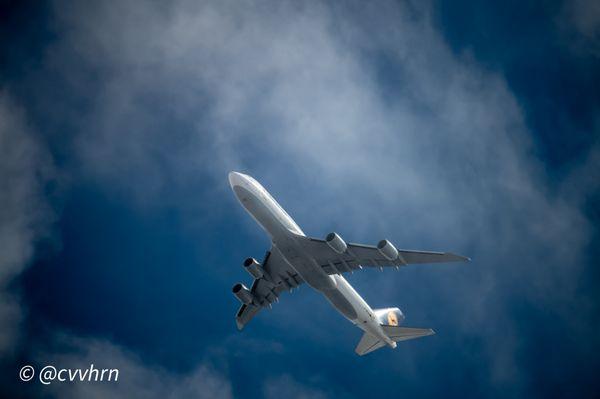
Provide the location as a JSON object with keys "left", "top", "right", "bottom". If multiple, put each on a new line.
{"left": 326, "top": 232, "right": 347, "bottom": 254}
{"left": 232, "top": 283, "right": 254, "bottom": 304}
{"left": 377, "top": 239, "right": 399, "bottom": 261}
{"left": 243, "top": 257, "right": 264, "bottom": 279}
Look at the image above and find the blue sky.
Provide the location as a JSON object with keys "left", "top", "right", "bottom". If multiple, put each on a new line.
{"left": 1, "top": 0, "right": 599, "bottom": 398}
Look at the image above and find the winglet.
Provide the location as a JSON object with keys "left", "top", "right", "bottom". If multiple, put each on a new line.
{"left": 236, "top": 319, "right": 244, "bottom": 331}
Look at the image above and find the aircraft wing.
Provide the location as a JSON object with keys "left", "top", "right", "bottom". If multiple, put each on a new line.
{"left": 299, "top": 236, "right": 469, "bottom": 275}
{"left": 235, "top": 247, "right": 304, "bottom": 330}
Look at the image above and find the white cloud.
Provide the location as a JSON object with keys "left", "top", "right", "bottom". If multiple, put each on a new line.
{"left": 0, "top": 92, "right": 56, "bottom": 354}
{"left": 48, "top": 0, "right": 592, "bottom": 299}
{"left": 0, "top": 0, "right": 596, "bottom": 395}
{"left": 0, "top": 92, "right": 234, "bottom": 398}
{"left": 39, "top": 336, "right": 232, "bottom": 399}
{"left": 263, "top": 374, "right": 330, "bottom": 399}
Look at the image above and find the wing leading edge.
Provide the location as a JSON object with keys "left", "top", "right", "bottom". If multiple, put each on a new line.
{"left": 300, "top": 236, "right": 469, "bottom": 275}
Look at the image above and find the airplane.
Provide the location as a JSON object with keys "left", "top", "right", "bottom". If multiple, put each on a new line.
{"left": 228, "top": 171, "right": 469, "bottom": 355}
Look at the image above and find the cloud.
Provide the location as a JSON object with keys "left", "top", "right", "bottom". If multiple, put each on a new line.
{"left": 48, "top": 0, "right": 592, "bottom": 294}
{"left": 560, "top": 0, "right": 600, "bottom": 56}
{"left": 0, "top": 92, "right": 56, "bottom": 355}
{"left": 263, "top": 374, "right": 330, "bottom": 399}
{"left": 0, "top": 91, "right": 234, "bottom": 398}
{"left": 1, "top": 0, "right": 598, "bottom": 396}
{"left": 39, "top": 336, "right": 232, "bottom": 399}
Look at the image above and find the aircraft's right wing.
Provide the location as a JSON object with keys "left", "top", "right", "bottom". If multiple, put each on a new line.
{"left": 298, "top": 236, "right": 469, "bottom": 275}
{"left": 235, "top": 247, "right": 305, "bottom": 330}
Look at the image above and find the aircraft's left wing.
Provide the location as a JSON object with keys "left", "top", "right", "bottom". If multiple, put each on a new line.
{"left": 235, "top": 247, "right": 304, "bottom": 330}
{"left": 298, "top": 236, "right": 469, "bottom": 275}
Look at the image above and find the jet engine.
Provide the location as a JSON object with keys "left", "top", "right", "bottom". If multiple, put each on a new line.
{"left": 232, "top": 283, "right": 254, "bottom": 304}
{"left": 377, "top": 239, "right": 399, "bottom": 260}
{"left": 243, "top": 257, "right": 264, "bottom": 279}
{"left": 326, "top": 232, "right": 347, "bottom": 254}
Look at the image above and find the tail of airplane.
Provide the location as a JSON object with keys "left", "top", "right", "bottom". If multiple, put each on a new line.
{"left": 355, "top": 307, "right": 435, "bottom": 355}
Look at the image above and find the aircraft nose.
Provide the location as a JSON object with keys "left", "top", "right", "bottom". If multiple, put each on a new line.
{"left": 228, "top": 171, "right": 245, "bottom": 188}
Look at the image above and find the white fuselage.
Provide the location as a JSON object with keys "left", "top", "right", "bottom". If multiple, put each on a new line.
{"left": 229, "top": 172, "right": 395, "bottom": 347}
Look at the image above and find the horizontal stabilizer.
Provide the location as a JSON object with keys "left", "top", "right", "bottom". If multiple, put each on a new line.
{"left": 355, "top": 327, "right": 435, "bottom": 356}
{"left": 382, "top": 325, "right": 435, "bottom": 341}
{"left": 355, "top": 332, "right": 386, "bottom": 356}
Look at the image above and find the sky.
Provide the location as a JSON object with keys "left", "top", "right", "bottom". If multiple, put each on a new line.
{"left": 0, "top": 0, "right": 599, "bottom": 398}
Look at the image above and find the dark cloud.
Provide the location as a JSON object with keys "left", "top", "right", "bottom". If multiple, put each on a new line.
{"left": 561, "top": 0, "right": 600, "bottom": 55}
